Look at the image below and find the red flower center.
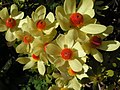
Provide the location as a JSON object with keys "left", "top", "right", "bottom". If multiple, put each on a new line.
{"left": 23, "top": 35, "right": 34, "bottom": 44}
{"left": 60, "top": 48, "right": 73, "bottom": 60}
{"left": 68, "top": 68, "right": 76, "bottom": 76}
{"left": 36, "top": 20, "right": 46, "bottom": 31}
{"left": 6, "top": 18, "right": 16, "bottom": 28}
{"left": 90, "top": 36, "right": 102, "bottom": 48}
{"left": 32, "top": 54, "right": 40, "bottom": 60}
{"left": 70, "top": 13, "right": 84, "bottom": 27}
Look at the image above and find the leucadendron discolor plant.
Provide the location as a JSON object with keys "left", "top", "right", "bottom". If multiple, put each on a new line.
{"left": 0, "top": 0, "right": 120, "bottom": 90}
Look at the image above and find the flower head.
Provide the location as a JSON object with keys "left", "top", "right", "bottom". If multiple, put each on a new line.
{"left": 6, "top": 18, "right": 16, "bottom": 28}
{"left": 82, "top": 26, "right": 120, "bottom": 62}
{"left": 70, "top": 13, "right": 84, "bottom": 27}
{"left": 46, "top": 30, "right": 86, "bottom": 72}
{"left": 16, "top": 54, "right": 45, "bottom": 75}
{"left": 56, "top": 0, "right": 107, "bottom": 35}
{"left": 0, "top": 4, "right": 24, "bottom": 42}
{"left": 15, "top": 30, "right": 34, "bottom": 54}
{"left": 21, "top": 5, "right": 58, "bottom": 37}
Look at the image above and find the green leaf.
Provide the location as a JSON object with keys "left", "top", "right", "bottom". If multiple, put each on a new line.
{"left": 106, "top": 70, "right": 114, "bottom": 77}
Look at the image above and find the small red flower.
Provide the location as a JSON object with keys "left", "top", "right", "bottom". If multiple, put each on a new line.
{"left": 36, "top": 20, "right": 46, "bottom": 30}
{"left": 6, "top": 18, "right": 16, "bottom": 28}
{"left": 90, "top": 36, "right": 102, "bottom": 48}
{"left": 61, "top": 48, "right": 73, "bottom": 60}
{"left": 70, "top": 13, "right": 84, "bottom": 27}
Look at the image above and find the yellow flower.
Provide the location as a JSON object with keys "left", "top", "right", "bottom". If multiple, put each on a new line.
{"left": 0, "top": 4, "right": 24, "bottom": 42}
{"left": 16, "top": 53, "right": 45, "bottom": 75}
{"left": 82, "top": 26, "right": 120, "bottom": 62}
{"left": 21, "top": 5, "right": 58, "bottom": 37}
{"left": 55, "top": 0, "right": 107, "bottom": 34}
{"left": 46, "top": 30, "right": 86, "bottom": 72}
{"left": 58, "top": 61, "right": 89, "bottom": 81}
{"left": 15, "top": 30, "right": 34, "bottom": 54}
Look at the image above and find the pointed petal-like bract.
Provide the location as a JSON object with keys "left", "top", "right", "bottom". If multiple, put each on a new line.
{"left": 76, "top": 74, "right": 88, "bottom": 80}
{"left": 68, "top": 77, "right": 82, "bottom": 90}
{"left": 13, "top": 11, "right": 24, "bottom": 19}
{"left": 64, "top": 0, "right": 76, "bottom": 14}
{"left": 83, "top": 15, "right": 96, "bottom": 25}
{"left": 54, "top": 58, "right": 65, "bottom": 67}
{"left": 46, "top": 43, "right": 61, "bottom": 56}
{"left": 31, "top": 11, "right": 39, "bottom": 22}
{"left": 56, "top": 29, "right": 77, "bottom": 49}
{"left": 56, "top": 34, "right": 65, "bottom": 49}
{"left": 23, "top": 60, "right": 35, "bottom": 70}
{"left": 100, "top": 25, "right": 113, "bottom": 39}
{"left": 18, "top": 18, "right": 27, "bottom": 28}
{"left": 0, "top": 24, "right": 7, "bottom": 32}
{"left": 98, "top": 41, "right": 120, "bottom": 51}
{"left": 37, "top": 61, "right": 45, "bottom": 75}
{"left": 46, "top": 12, "right": 55, "bottom": 24}
{"left": 16, "top": 57, "right": 30, "bottom": 64}
{"left": 77, "top": 0, "right": 94, "bottom": 18}
{"left": 5, "top": 29, "right": 16, "bottom": 42}
{"left": 14, "top": 30, "right": 24, "bottom": 40}
{"left": 69, "top": 59, "right": 82, "bottom": 72}
{"left": 65, "top": 29, "right": 77, "bottom": 48}
{"left": 73, "top": 42, "right": 86, "bottom": 57}
{"left": 80, "top": 24, "right": 107, "bottom": 34}
{"left": 35, "top": 5, "right": 46, "bottom": 20}
{"left": 0, "top": 7, "right": 9, "bottom": 20}
{"left": 56, "top": 6, "right": 70, "bottom": 31}
{"left": 16, "top": 42, "right": 28, "bottom": 54}
{"left": 91, "top": 48, "right": 103, "bottom": 62}
{"left": 10, "top": 4, "right": 18, "bottom": 16}
{"left": 83, "top": 64, "right": 89, "bottom": 72}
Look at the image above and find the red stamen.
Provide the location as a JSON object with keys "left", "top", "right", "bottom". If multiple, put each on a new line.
{"left": 23, "top": 35, "right": 34, "bottom": 44}
{"left": 70, "top": 13, "right": 84, "bottom": 27}
{"left": 36, "top": 20, "right": 46, "bottom": 31}
{"left": 90, "top": 36, "right": 102, "bottom": 48}
{"left": 6, "top": 18, "right": 16, "bottom": 28}
{"left": 32, "top": 54, "right": 40, "bottom": 60}
{"left": 61, "top": 48, "right": 73, "bottom": 60}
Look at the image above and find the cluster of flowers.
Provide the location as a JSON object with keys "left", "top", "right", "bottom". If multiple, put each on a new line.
{"left": 0, "top": 0, "right": 120, "bottom": 89}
